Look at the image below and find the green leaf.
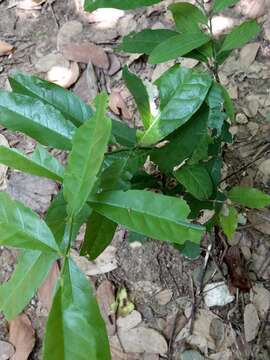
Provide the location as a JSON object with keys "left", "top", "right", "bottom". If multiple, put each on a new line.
{"left": 175, "top": 164, "right": 213, "bottom": 200}
{"left": 111, "top": 119, "right": 137, "bottom": 147}
{"left": 219, "top": 20, "right": 260, "bottom": 53}
{"left": 151, "top": 105, "right": 209, "bottom": 173}
{"left": 169, "top": 2, "right": 208, "bottom": 33}
{"left": 128, "top": 231, "right": 148, "bottom": 244}
{"left": 0, "top": 145, "right": 64, "bottom": 182}
{"left": 9, "top": 72, "right": 93, "bottom": 127}
{"left": 220, "top": 84, "right": 234, "bottom": 121}
{"left": 9, "top": 72, "right": 136, "bottom": 147}
{"left": 206, "top": 82, "right": 228, "bottom": 135}
{"left": 119, "top": 29, "right": 178, "bottom": 55}
{"left": 64, "top": 93, "right": 111, "bottom": 217}
{"left": 0, "top": 91, "right": 75, "bottom": 150}
{"left": 123, "top": 66, "right": 152, "bottom": 129}
{"left": 149, "top": 32, "right": 210, "bottom": 64}
{"left": 219, "top": 205, "right": 238, "bottom": 240}
{"left": 212, "top": 0, "right": 239, "bottom": 13}
{"left": 184, "top": 41, "right": 213, "bottom": 63}
{"left": 188, "top": 134, "right": 211, "bottom": 164}
{"left": 80, "top": 211, "right": 117, "bottom": 260}
{"left": 0, "top": 250, "right": 57, "bottom": 320}
{"left": 175, "top": 241, "right": 200, "bottom": 259}
{"left": 140, "top": 66, "right": 212, "bottom": 145}
{"left": 84, "top": 0, "right": 162, "bottom": 11}
{"left": 89, "top": 190, "right": 205, "bottom": 244}
{"left": 227, "top": 186, "right": 270, "bottom": 209}
{"left": 45, "top": 191, "right": 91, "bottom": 251}
{"left": 0, "top": 192, "right": 60, "bottom": 253}
{"left": 43, "top": 258, "right": 110, "bottom": 360}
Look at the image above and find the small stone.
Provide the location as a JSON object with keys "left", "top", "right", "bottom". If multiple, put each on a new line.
{"left": 236, "top": 113, "right": 248, "bottom": 124}
{"left": 244, "top": 303, "right": 260, "bottom": 342}
{"left": 247, "top": 122, "right": 259, "bottom": 136}
{"left": 258, "top": 159, "right": 270, "bottom": 182}
{"left": 155, "top": 289, "right": 173, "bottom": 306}
{"left": 117, "top": 310, "right": 142, "bottom": 330}
{"left": 239, "top": 43, "right": 260, "bottom": 68}
{"left": 0, "top": 340, "right": 15, "bottom": 360}
{"left": 263, "top": 21, "right": 270, "bottom": 41}
{"left": 247, "top": 99, "right": 259, "bottom": 117}
{"left": 241, "top": 246, "right": 251, "bottom": 260}
{"left": 229, "top": 125, "right": 239, "bottom": 136}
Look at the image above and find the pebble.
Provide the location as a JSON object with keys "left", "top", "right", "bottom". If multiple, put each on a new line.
{"left": 236, "top": 113, "right": 248, "bottom": 124}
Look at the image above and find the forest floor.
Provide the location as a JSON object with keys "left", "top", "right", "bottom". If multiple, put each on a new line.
{"left": 0, "top": 0, "right": 270, "bottom": 359}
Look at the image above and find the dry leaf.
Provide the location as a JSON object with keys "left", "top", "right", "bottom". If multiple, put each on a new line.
{"left": 96, "top": 280, "right": 116, "bottom": 336}
{"left": 0, "top": 340, "right": 15, "bottom": 360}
{"left": 57, "top": 21, "right": 83, "bottom": 50}
{"left": 62, "top": 43, "right": 109, "bottom": 69}
{"left": 155, "top": 289, "right": 173, "bottom": 306}
{"left": 109, "top": 90, "right": 132, "bottom": 120}
{"left": 38, "top": 261, "right": 59, "bottom": 312}
{"left": 9, "top": 314, "right": 35, "bottom": 360}
{"left": 16, "top": 0, "right": 44, "bottom": 10}
{"left": 224, "top": 246, "right": 251, "bottom": 292}
{"left": 118, "top": 327, "right": 168, "bottom": 354}
{"left": 71, "top": 246, "right": 118, "bottom": 275}
{"left": 117, "top": 310, "right": 142, "bottom": 331}
{"left": 73, "top": 63, "right": 98, "bottom": 103}
{"left": 244, "top": 303, "right": 260, "bottom": 342}
{"left": 110, "top": 335, "right": 141, "bottom": 360}
{"left": 251, "top": 285, "right": 270, "bottom": 318}
{"left": 0, "top": 40, "right": 13, "bottom": 56}
{"left": 35, "top": 53, "right": 69, "bottom": 73}
{"left": 46, "top": 62, "right": 80, "bottom": 88}
{"left": 0, "top": 134, "right": 9, "bottom": 190}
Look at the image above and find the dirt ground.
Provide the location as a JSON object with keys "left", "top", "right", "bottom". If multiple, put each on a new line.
{"left": 0, "top": 0, "right": 270, "bottom": 359}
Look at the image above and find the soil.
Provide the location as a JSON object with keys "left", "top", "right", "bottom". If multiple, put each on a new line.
{"left": 0, "top": 0, "right": 270, "bottom": 359}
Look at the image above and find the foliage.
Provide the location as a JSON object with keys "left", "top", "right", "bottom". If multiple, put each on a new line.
{"left": 0, "top": 0, "right": 267, "bottom": 358}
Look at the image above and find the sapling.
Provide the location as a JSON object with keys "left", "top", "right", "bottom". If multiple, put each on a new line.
{"left": 0, "top": 0, "right": 269, "bottom": 358}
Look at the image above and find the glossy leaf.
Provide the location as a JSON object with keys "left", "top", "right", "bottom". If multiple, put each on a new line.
{"left": 184, "top": 41, "right": 213, "bottom": 63}
{"left": 111, "top": 118, "right": 137, "bottom": 147}
{"left": 0, "top": 192, "right": 60, "bottom": 253}
{"left": 176, "top": 241, "right": 200, "bottom": 259}
{"left": 43, "top": 258, "right": 110, "bottom": 360}
{"left": 0, "top": 250, "right": 57, "bottom": 320}
{"left": 46, "top": 192, "right": 91, "bottom": 251}
{"left": 0, "top": 145, "right": 64, "bottom": 182}
{"left": 9, "top": 72, "right": 93, "bottom": 127}
{"left": 227, "top": 186, "right": 270, "bottom": 209}
{"left": 140, "top": 66, "right": 212, "bottom": 145}
{"left": 149, "top": 32, "right": 210, "bottom": 64}
{"left": 219, "top": 20, "right": 260, "bottom": 53}
{"left": 174, "top": 164, "right": 213, "bottom": 200}
{"left": 80, "top": 211, "right": 117, "bottom": 260}
{"left": 151, "top": 105, "right": 209, "bottom": 173}
{"left": 219, "top": 205, "right": 238, "bottom": 240}
{"left": 220, "top": 84, "right": 234, "bottom": 121}
{"left": 84, "top": 0, "right": 162, "bottom": 11}
{"left": 169, "top": 2, "right": 207, "bottom": 33}
{"left": 123, "top": 66, "right": 152, "bottom": 129}
{"left": 0, "top": 91, "right": 75, "bottom": 150}
{"left": 119, "top": 29, "right": 178, "bottom": 55}
{"left": 64, "top": 93, "right": 111, "bottom": 217}
{"left": 212, "top": 0, "right": 239, "bottom": 13}
{"left": 89, "top": 190, "right": 205, "bottom": 244}
{"left": 9, "top": 72, "right": 136, "bottom": 147}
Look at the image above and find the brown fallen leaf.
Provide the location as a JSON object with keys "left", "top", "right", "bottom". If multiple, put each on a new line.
{"left": 224, "top": 245, "right": 251, "bottom": 292}
{"left": 38, "top": 261, "right": 59, "bottom": 312}
{"left": 46, "top": 61, "right": 80, "bottom": 89}
{"left": 96, "top": 280, "right": 116, "bottom": 336}
{"left": 109, "top": 90, "right": 132, "bottom": 120}
{"left": 0, "top": 40, "right": 13, "bottom": 56}
{"left": 244, "top": 303, "right": 260, "bottom": 342}
{"left": 62, "top": 43, "right": 109, "bottom": 69}
{"left": 9, "top": 314, "right": 35, "bottom": 360}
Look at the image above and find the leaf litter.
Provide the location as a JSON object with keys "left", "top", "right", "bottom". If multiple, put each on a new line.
{"left": 1, "top": 0, "right": 270, "bottom": 358}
